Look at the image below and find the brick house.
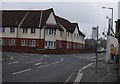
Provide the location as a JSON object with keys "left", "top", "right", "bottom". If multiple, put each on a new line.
{"left": 1, "top": 8, "right": 85, "bottom": 51}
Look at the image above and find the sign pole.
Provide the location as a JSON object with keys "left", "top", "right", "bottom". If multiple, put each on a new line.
{"left": 95, "top": 26, "right": 99, "bottom": 73}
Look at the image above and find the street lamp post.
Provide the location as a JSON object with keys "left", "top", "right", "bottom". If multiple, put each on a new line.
{"left": 102, "top": 7, "right": 114, "bottom": 34}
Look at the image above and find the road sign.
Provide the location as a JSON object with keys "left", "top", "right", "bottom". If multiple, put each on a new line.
{"left": 92, "top": 27, "right": 99, "bottom": 40}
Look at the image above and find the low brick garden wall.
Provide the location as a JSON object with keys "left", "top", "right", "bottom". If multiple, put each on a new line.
{"left": 2, "top": 46, "right": 94, "bottom": 54}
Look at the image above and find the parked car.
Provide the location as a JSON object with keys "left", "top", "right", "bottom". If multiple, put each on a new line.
{"left": 97, "top": 49, "right": 106, "bottom": 53}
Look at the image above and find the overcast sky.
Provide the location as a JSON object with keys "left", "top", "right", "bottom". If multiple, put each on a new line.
{"left": 1, "top": 1, "right": 119, "bottom": 38}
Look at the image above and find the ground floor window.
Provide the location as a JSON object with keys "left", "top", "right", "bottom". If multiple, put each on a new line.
{"left": 0, "top": 39, "right": 5, "bottom": 45}
{"left": 21, "top": 40, "right": 27, "bottom": 46}
{"left": 30, "top": 40, "right": 36, "bottom": 47}
{"left": 45, "top": 41, "right": 56, "bottom": 48}
{"left": 70, "top": 43, "right": 72, "bottom": 49}
{"left": 67, "top": 42, "right": 69, "bottom": 49}
{"left": 73, "top": 43, "right": 76, "bottom": 49}
{"left": 9, "top": 39, "right": 15, "bottom": 45}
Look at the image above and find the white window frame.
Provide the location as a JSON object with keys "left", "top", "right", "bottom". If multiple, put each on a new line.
{"left": 74, "top": 33, "right": 76, "bottom": 39}
{"left": 31, "top": 28, "right": 36, "bottom": 34}
{"left": 53, "top": 41, "right": 56, "bottom": 47}
{"left": 54, "top": 30, "right": 56, "bottom": 35}
{"left": 60, "top": 31, "right": 62, "bottom": 37}
{"left": 0, "top": 39, "right": 5, "bottom": 45}
{"left": 45, "top": 29, "right": 49, "bottom": 35}
{"left": 2, "top": 27, "right": 5, "bottom": 33}
{"left": 22, "top": 40, "right": 27, "bottom": 46}
{"left": 29, "top": 40, "right": 36, "bottom": 46}
{"left": 10, "top": 27, "right": 15, "bottom": 33}
{"left": 70, "top": 33, "right": 72, "bottom": 39}
{"left": 70, "top": 43, "right": 72, "bottom": 49}
{"left": 67, "top": 42, "right": 69, "bottom": 48}
{"left": 23, "top": 28, "right": 28, "bottom": 33}
{"left": 9, "top": 39, "right": 15, "bottom": 45}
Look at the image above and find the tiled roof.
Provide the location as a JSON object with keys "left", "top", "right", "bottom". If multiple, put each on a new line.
{"left": 2, "top": 8, "right": 54, "bottom": 29}
{"left": 56, "top": 16, "right": 72, "bottom": 32}
{"left": 20, "top": 11, "right": 41, "bottom": 28}
{"left": 2, "top": 8, "right": 85, "bottom": 37}
{"left": 2, "top": 10, "right": 26, "bottom": 27}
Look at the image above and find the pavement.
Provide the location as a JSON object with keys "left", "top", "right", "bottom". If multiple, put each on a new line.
{"left": 80, "top": 55, "right": 119, "bottom": 83}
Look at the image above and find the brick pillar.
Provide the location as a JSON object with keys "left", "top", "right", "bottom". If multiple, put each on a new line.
{"left": 56, "top": 40, "right": 60, "bottom": 49}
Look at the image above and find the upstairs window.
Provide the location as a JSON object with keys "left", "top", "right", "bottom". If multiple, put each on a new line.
{"left": 70, "top": 33, "right": 73, "bottom": 39}
{"left": 45, "top": 29, "right": 49, "bottom": 35}
{"left": 60, "top": 31, "right": 62, "bottom": 37}
{"left": 31, "top": 28, "right": 36, "bottom": 34}
{"left": 2, "top": 27, "right": 5, "bottom": 33}
{"left": 23, "top": 28, "right": 28, "bottom": 33}
{"left": 68, "top": 32, "right": 69, "bottom": 37}
{"left": 45, "top": 29, "right": 56, "bottom": 35}
{"left": 77, "top": 34, "right": 79, "bottom": 39}
{"left": 10, "top": 27, "right": 15, "bottom": 33}
{"left": 74, "top": 33, "right": 76, "bottom": 39}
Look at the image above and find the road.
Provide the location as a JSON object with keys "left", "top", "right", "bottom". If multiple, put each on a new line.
{"left": 2, "top": 52, "right": 105, "bottom": 83}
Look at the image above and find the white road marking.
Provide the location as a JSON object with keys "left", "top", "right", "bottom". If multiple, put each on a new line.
{"left": 37, "top": 64, "right": 49, "bottom": 68}
{"left": 12, "top": 69, "right": 32, "bottom": 75}
{"left": 61, "top": 58, "right": 64, "bottom": 61}
{"left": 81, "top": 63, "right": 93, "bottom": 70}
{"left": 74, "top": 63, "right": 94, "bottom": 83}
{"left": 64, "top": 71, "right": 75, "bottom": 84}
{"left": 74, "top": 73, "right": 83, "bottom": 83}
{"left": 35, "top": 62, "right": 42, "bottom": 66}
{"left": 52, "top": 61, "right": 59, "bottom": 64}
{"left": 44, "top": 55, "right": 47, "bottom": 57}
{"left": 8, "top": 61, "right": 19, "bottom": 65}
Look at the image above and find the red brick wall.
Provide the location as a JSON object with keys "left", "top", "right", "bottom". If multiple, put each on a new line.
{"left": 56, "top": 40, "right": 60, "bottom": 49}
{"left": 2, "top": 37, "right": 44, "bottom": 48}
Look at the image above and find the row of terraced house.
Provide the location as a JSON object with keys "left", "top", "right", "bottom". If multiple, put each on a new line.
{"left": 0, "top": 8, "right": 85, "bottom": 51}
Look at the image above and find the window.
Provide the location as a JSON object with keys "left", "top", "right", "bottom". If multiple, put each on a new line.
{"left": 9, "top": 39, "right": 15, "bottom": 45}
{"left": 49, "top": 29, "right": 52, "bottom": 35}
{"left": 70, "top": 43, "right": 72, "bottom": 49}
{"left": 45, "top": 29, "right": 56, "bottom": 35}
{"left": 73, "top": 43, "right": 76, "bottom": 49}
{"left": 70, "top": 33, "right": 72, "bottom": 39}
{"left": 67, "top": 42, "right": 69, "bottom": 48}
{"left": 0, "top": 39, "right": 5, "bottom": 45}
{"left": 31, "top": 28, "right": 36, "bottom": 34}
{"left": 23, "top": 28, "right": 28, "bottom": 33}
{"left": 53, "top": 41, "right": 56, "bottom": 47}
{"left": 45, "top": 29, "right": 49, "bottom": 35}
{"left": 51, "top": 29, "right": 54, "bottom": 35}
{"left": 77, "top": 34, "right": 79, "bottom": 39}
{"left": 54, "top": 30, "right": 56, "bottom": 35}
{"left": 22, "top": 40, "right": 27, "bottom": 46}
{"left": 10, "top": 28, "right": 15, "bottom": 33}
{"left": 2, "top": 28, "right": 5, "bottom": 33}
{"left": 45, "top": 41, "right": 56, "bottom": 48}
{"left": 68, "top": 32, "right": 69, "bottom": 37}
{"left": 74, "top": 33, "right": 76, "bottom": 39}
{"left": 30, "top": 40, "right": 36, "bottom": 46}
{"left": 60, "top": 31, "right": 62, "bottom": 37}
